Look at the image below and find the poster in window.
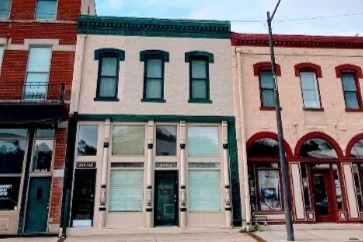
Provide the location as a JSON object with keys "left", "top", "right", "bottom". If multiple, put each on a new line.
{"left": 258, "top": 170, "right": 281, "bottom": 211}
{"left": 0, "top": 177, "right": 21, "bottom": 210}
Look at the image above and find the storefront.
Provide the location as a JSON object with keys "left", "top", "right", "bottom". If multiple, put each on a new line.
{"left": 67, "top": 118, "right": 239, "bottom": 232}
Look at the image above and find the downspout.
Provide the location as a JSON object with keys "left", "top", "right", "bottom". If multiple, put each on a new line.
{"left": 235, "top": 47, "right": 251, "bottom": 228}
{"left": 60, "top": 34, "right": 87, "bottom": 237}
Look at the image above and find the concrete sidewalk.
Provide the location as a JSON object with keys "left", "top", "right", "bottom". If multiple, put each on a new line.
{"left": 253, "top": 223, "right": 363, "bottom": 242}
{"left": 0, "top": 228, "right": 256, "bottom": 242}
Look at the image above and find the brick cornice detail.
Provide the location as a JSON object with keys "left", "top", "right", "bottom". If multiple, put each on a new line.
{"left": 335, "top": 64, "right": 363, "bottom": 78}
{"left": 231, "top": 32, "right": 363, "bottom": 49}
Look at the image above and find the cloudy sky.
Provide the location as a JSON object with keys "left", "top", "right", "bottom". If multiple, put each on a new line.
{"left": 94, "top": 0, "right": 363, "bottom": 36}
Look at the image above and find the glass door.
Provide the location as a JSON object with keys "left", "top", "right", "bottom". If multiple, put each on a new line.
{"left": 154, "top": 171, "right": 178, "bottom": 226}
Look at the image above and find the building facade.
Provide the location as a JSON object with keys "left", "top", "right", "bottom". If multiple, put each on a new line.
{"left": 232, "top": 33, "right": 363, "bottom": 224}
{"left": 0, "top": 0, "right": 95, "bottom": 234}
{"left": 63, "top": 16, "right": 242, "bottom": 234}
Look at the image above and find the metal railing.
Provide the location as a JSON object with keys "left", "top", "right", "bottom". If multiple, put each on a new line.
{"left": 0, "top": 82, "right": 67, "bottom": 103}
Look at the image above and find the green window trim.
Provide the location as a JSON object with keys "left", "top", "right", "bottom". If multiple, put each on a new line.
{"left": 94, "top": 48, "right": 125, "bottom": 101}
{"left": 140, "top": 50, "right": 169, "bottom": 102}
{"left": 185, "top": 51, "right": 213, "bottom": 103}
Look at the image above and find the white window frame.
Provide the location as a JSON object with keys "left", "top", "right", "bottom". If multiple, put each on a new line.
{"left": 300, "top": 71, "right": 321, "bottom": 109}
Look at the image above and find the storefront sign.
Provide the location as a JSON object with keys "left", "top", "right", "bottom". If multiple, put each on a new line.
{"left": 76, "top": 162, "right": 96, "bottom": 169}
{"left": 155, "top": 162, "right": 177, "bottom": 168}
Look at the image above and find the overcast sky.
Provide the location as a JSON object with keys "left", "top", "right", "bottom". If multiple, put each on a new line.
{"left": 95, "top": 0, "right": 363, "bottom": 36}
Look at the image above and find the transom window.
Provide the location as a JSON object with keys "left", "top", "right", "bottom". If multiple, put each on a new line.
{"left": 0, "top": 0, "right": 11, "bottom": 20}
{"left": 94, "top": 49, "right": 125, "bottom": 101}
{"left": 341, "top": 73, "right": 361, "bottom": 109}
{"left": 140, "top": 50, "right": 169, "bottom": 102}
{"left": 36, "top": 0, "right": 57, "bottom": 20}
{"left": 185, "top": 51, "right": 214, "bottom": 103}
{"left": 299, "top": 138, "right": 337, "bottom": 159}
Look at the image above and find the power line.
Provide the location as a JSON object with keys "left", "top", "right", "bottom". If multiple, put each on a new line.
{"left": 230, "top": 11, "right": 363, "bottom": 23}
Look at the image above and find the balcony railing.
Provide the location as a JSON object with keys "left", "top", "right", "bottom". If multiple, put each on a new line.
{"left": 0, "top": 82, "right": 67, "bottom": 103}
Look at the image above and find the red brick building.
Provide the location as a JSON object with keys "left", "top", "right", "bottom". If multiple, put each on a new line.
{"left": 0, "top": 0, "right": 95, "bottom": 234}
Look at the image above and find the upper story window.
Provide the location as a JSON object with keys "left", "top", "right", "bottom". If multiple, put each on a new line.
{"left": 36, "top": 0, "right": 57, "bottom": 20}
{"left": 24, "top": 47, "right": 52, "bottom": 100}
{"left": 140, "top": 50, "right": 169, "bottom": 102}
{"left": 253, "top": 62, "right": 281, "bottom": 109}
{"left": 185, "top": 51, "right": 214, "bottom": 103}
{"left": 0, "top": 45, "right": 4, "bottom": 72}
{"left": 94, "top": 48, "right": 125, "bottom": 101}
{"left": 335, "top": 64, "right": 363, "bottom": 111}
{"left": 0, "top": 0, "right": 11, "bottom": 20}
{"left": 295, "top": 63, "right": 323, "bottom": 110}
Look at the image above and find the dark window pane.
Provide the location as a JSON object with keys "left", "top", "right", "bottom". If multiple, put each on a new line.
{"left": 146, "top": 59, "right": 162, "bottom": 78}
{"left": 351, "top": 139, "right": 363, "bottom": 158}
{"left": 0, "top": 129, "right": 27, "bottom": 138}
{"left": 156, "top": 126, "right": 176, "bottom": 156}
{"left": 32, "top": 140, "right": 53, "bottom": 172}
{"left": 191, "top": 80, "right": 207, "bottom": 99}
{"left": 99, "top": 77, "right": 117, "bottom": 97}
{"left": 262, "top": 90, "right": 275, "bottom": 107}
{"left": 342, "top": 73, "right": 357, "bottom": 91}
{"left": 260, "top": 71, "right": 274, "bottom": 88}
{"left": 101, "top": 57, "right": 117, "bottom": 76}
{"left": 345, "top": 92, "right": 359, "bottom": 109}
{"left": 0, "top": 140, "right": 26, "bottom": 173}
{"left": 146, "top": 79, "right": 162, "bottom": 99}
{"left": 0, "top": 177, "right": 21, "bottom": 210}
{"left": 35, "top": 129, "right": 55, "bottom": 138}
{"left": 77, "top": 125, "right": 98, "bottom": 156}
{"left": 299, "top": 138, "right": 337, "bottom": 158}
{"left": 248, "top": 138, "right": 279, "bottom": 157}
{"left": 191, "top": 60, "right": 207, "bottom": 78}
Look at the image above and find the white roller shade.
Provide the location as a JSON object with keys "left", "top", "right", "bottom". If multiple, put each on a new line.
{"left": 112, "top": 126, "right": 145, "bottom": 155}
{"left": 109, "top": 170, "right": 144, "bottom": 212}
{"left": 188, "top": 170, "right": 221, "bottom": 212}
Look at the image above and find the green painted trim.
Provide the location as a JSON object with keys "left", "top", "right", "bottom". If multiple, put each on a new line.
{"left": 94, "top": 97, "right": 120, "bottom": 102}
{"left": 76, "top": 114, "right": 235, "bottom": 123}
{"left": 140, "top": 50, "right": 169, "bottom": 62}
{"left": 94, "top": 48, "right": 125, "bottom": 61}
{"left": 78, "top": 16, "right": 231, "bottom": 39}
{"left": 228, "top": 122, "right": 242, "bottom": 226}
{"left": 188, "top": 99, "right": 212, "bottom": 104}
{"left": 185, "top": 51, "right": 214, "bottom": 63}
{"left": 141, "top": 98, "right": 166, "bottom": 103}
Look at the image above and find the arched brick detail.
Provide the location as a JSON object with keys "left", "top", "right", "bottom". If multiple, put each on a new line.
{"left": 335, "top": 64, "right": 363, "bottom": 78}
{"left": 246, "top": 131, "right": 293, "bottom": 158}
{"left": 294, "top": 132, "right": 344, "bottom": 159}
{"left": 346, "top": 134, "right": 363, "bottom": 157}
{"left": 253, "top": 62, "right": 281, "bottom": 76}
{"left": 294, "top": 62, "right": 322, "bottom": 78}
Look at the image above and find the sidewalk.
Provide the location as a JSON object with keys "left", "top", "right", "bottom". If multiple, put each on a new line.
{"left": 0, "top": 228, "right": 256, "bottom": 242}
{"left": 253, "top": 223, "right": 363, "bottom": 242}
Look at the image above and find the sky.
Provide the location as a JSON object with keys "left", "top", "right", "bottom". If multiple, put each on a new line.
{"left": 94, "top": 0, "right": 363, "bottom": 36}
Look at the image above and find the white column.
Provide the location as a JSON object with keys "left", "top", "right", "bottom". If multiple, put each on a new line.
{"left": 235, "top": 47, "right": 251, "bottom": 228}
{"left": 179, "top": 121, "right": 187, "bottom": 228}
{"left": 146, "top": 121, "right": 154, "bottom": 228}
{"left": 98, "top": 119, "right": 110, "bottom": 228}
{"left": 342, "top": 163, "right": 359, "bottom": 220}
{"left": 222, "top": 121, "right": 232, "bottom": 229}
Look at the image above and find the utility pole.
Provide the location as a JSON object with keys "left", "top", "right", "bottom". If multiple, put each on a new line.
{"left": 267, "top": 1, "right": 295, "bottom": 241}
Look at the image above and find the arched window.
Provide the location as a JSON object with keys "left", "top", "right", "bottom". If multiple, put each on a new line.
{"left": 299, "top": 138, "right": 338, "bottom": 159}
{"left": 347, "top": 137, "right": 363, "bottom": 211}
{"left": 248, "top": 137, "right": 283, "bottom": 212}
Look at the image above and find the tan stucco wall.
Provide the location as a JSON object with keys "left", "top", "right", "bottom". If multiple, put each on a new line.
{"left": 233, "top": 45, "right": 363, "bottom": 154}
{"left": 71, "top": 35, "right": 234, "bottom": 117}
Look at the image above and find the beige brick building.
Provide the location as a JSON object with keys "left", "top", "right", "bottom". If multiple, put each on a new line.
{"left": 232, "top": 33, "right": 363, "bottom": 224}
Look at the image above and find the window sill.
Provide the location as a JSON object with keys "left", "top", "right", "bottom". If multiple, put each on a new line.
{"left": 345, "top": 108, "right": 363, "bottom": 112}
{"left": 94, "top": 97, "right": 119, "bottom": 102}
{"left": 188, "top": 99, "right": 212, "bottom": 104}
{"left": 141, "top": 98, "right": 166, "bottom": 103}
{"left": 303, "top": 107, "right": 324, "bottom": 111}
{"left": 260, "top": 107, "right": 282, "bottom": 111}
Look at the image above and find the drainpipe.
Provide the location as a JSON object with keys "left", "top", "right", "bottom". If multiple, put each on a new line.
{"left": 235, "top": 47, "right": 251, "bottom": 228}
{"left": 146, "top": 121, "right": 155, "bottom": 228}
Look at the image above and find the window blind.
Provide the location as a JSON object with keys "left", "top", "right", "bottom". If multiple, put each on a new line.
{"left": 188, "top": 170, "right": 221, "bottom": 212}
{"left": 109, "top": 170, "right": 144, "bottom": 212}
{"left": 112, "top": 126, "right": 145, "bottom": 155}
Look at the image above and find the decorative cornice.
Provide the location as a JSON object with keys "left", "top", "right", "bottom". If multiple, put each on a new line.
{"left": 78, "top": 16, "right": 231, "bottom": 39}
{"left": 231, "top": 32, "right": 363, "bottom": 49}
